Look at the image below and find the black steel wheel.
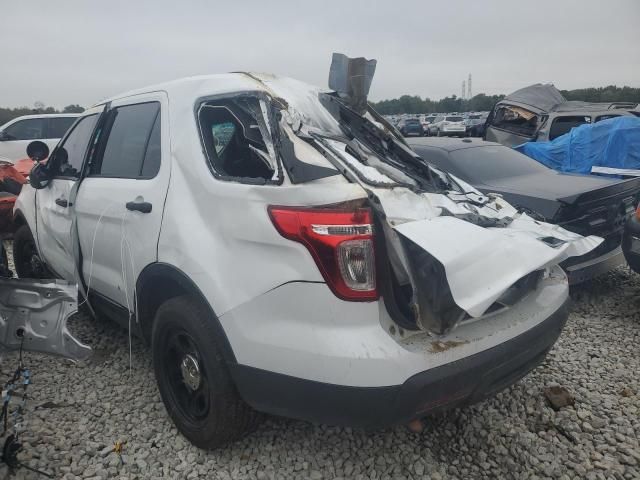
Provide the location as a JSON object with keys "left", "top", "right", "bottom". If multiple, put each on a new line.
{"left": 152, "top": 295, "right": 261, "bottom": 449}
{"left": 163, "top": 330, "right": 211, "bottom": 422}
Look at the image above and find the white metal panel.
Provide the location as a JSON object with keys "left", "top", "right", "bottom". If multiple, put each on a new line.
{"left": 219, "top": 268, "right": 568, "bottom": 387}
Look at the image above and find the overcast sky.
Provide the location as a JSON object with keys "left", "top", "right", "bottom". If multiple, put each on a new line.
{"left": 1, "top": 0, "right": 639, "bottom": 109}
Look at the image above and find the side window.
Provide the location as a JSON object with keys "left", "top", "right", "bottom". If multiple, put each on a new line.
{"left": 549, "top": 116, "right": 590, "bottom": 140}
{"left": 54, "top": 114, "right": 99, "bottom": 178}
{"left": 46, "top": 117, "right": 77, "bottom": 139}
{"left": 595, "top": 114, "right": 620, "bottom": 122}
{"left": 4, "top": 119, "right": 45, "bottom": 140}
{"left": 96, "top": 102, "right": 160, "bottom": 178}
{"left": 141, "top": 112, "right": 161, "bottom": 178}
{"left": 198, "top": 100, "right": 275, "bottom": 181}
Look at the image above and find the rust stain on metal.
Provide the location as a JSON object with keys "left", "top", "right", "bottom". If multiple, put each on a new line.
{"left": 430, "top": 339, "right": 469, "bottom": 353}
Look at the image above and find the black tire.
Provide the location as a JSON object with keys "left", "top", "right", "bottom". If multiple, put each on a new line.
{"left": 152, "top": 295, "right": 261, "bottom": 449}
{"left": 13, "top": 225, "right": 49, "bottom": 279}
{"left": 626, "top": 254, "right": 640, "bottom": 274}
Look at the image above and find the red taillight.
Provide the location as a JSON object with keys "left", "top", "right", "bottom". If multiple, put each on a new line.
{"left": 268, "top": 206, "right": 378, "bottom": 301}
{"left": 635, "top": 205, "right": 640, "bottom": 221}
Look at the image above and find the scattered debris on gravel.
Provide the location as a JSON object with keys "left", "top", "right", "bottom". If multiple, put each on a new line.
{"left": 544, "top": 385, "right": 576, "bottom": 411}
{"left": 1, "top": 242, "right": 638, "bottom": 479}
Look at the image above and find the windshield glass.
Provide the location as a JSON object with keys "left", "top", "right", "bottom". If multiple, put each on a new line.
{"left": 405, "top": 119, "right": 420, "bottom": 124}
{"left": 445, "top": 116, "right": 463, "bottom": 122}
{"left": 450, "top": 145, "right": 550, "bottom": 181}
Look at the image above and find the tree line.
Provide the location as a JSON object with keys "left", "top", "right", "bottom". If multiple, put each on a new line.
{"left": 371, "top": 85, "right": 640, "bottom": 115}
{"left": 0, "top": 103, "right": 84, "bottom": 126}
{"left": 2, "top": 85, "right": 639, "bottom": 123}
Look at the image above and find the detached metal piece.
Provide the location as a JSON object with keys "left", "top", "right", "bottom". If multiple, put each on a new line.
{"left": 0, "top": 279, "right": 91, "bottom": 362}
{"left": 328, "top": 53, "right": 377, "bottom": 114}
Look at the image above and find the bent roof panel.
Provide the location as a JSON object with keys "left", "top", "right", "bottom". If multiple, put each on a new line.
{"left": 503, "top": 84, "right": 566, "bottom": 113}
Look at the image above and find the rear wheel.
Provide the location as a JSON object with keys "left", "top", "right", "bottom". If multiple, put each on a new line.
{"left": 152, "top": 295, "right": 261, "bottom": 449}
{"left": 13, "top": 225, "right": 49, "bottom": 279}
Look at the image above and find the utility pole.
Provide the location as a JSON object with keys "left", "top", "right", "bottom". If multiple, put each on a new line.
{"left": 468, "top": 74, "right": 472, "bottom": 100}
{"left": 461, "top": 80, "right": 466, "bottom": 100}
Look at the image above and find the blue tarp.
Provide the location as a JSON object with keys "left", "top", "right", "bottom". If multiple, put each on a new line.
{"left": 514, "top": 116, "right": 640, "bottom": 174}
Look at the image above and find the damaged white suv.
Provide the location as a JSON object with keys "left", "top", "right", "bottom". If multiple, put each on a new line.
{"left": 13, "top": 55, "right": 600, "bottom": 449}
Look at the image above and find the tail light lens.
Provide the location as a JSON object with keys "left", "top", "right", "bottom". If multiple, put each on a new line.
{"left": 268, "top": 206, "right": 378, "bottom": 301}
{"left": 635, "top": 205, "right": 640, "bottom": 221}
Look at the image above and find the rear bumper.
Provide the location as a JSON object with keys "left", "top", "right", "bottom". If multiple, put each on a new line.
{"left": 230, "top": 297, "right": 570, "bottom": 429}
{"left": 440, "top": 130, "right": 466, "bottom": 136}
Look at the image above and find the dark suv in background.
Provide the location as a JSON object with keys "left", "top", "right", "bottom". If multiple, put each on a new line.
{"left": 398, "top": 117, "right": 424, "bottom": 136}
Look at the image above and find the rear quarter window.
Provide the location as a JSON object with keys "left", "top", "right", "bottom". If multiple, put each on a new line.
{"left": 549, "top": 116, "right": 590, "bottom": 140}
{"left": 595, "top": 114, "right": 620, "bottom": 122}
{"left": 197, "top": 97, "right": 279, "bottom": 183}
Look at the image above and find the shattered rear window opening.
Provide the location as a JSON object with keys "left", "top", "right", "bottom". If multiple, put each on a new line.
{"left": 198, "top": 95, "right": 279, "bottom": 183}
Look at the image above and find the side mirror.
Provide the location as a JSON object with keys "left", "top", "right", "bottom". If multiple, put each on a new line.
{"left": 26, "top": 141, "right": 49, "bottom": 162}
{"left": 29, "top": 163, "right": 50, "bottom": 190}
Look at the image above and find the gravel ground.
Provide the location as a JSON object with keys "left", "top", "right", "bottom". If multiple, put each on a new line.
{"left": 0, "top": 241, "right": 639, "bottom": 480}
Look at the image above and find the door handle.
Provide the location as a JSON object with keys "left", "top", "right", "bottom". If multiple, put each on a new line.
{"left": 55, "top": 198, "right": 71, "bottom": 208}
{"left": 126, "top": 200, "right": 152, "bottom": 213}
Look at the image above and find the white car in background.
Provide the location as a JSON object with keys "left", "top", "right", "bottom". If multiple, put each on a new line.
{"left": 428, "top": 114, "right": 466, "bottom": 137}
{"left": 0, "top": 114, "right": 79, "bottom": 162}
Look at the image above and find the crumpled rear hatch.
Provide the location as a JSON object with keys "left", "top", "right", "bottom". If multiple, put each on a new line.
{"left": 244, "top": 57, "right": 603, "bottom": 335}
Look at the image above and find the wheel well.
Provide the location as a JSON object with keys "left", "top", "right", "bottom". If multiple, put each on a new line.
{"left": 136, "top": 263, "right": 236, "bottom": 363}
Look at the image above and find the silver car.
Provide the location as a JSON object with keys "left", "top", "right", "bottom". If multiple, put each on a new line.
{"left": 485, "top": 84, "right": 635, "bottom": 147}
{"left": 428, "top": 114, "right": 466, "bottom": 137}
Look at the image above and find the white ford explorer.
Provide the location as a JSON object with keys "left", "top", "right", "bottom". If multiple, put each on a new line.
{"left": 12, "top": 56, "right": 600, "bottom": 449}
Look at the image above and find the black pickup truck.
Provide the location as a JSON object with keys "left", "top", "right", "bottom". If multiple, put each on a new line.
{"left": 409, "top": 137, "right": 640, "bottom": 284}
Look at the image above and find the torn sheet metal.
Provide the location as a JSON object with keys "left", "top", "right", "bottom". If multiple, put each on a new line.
{"left": 0, "top": 279, "right": 91, "bottom": 362}
{"left": 393, "top": 214, "right": 601, "bottom": 319}
{"left": 328, "top": 53, "right": 377, "bottom": 115}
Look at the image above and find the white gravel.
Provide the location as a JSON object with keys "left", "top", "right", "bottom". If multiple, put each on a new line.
{"left": 1, "top": 244, "right": 639, "bottom": 479}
